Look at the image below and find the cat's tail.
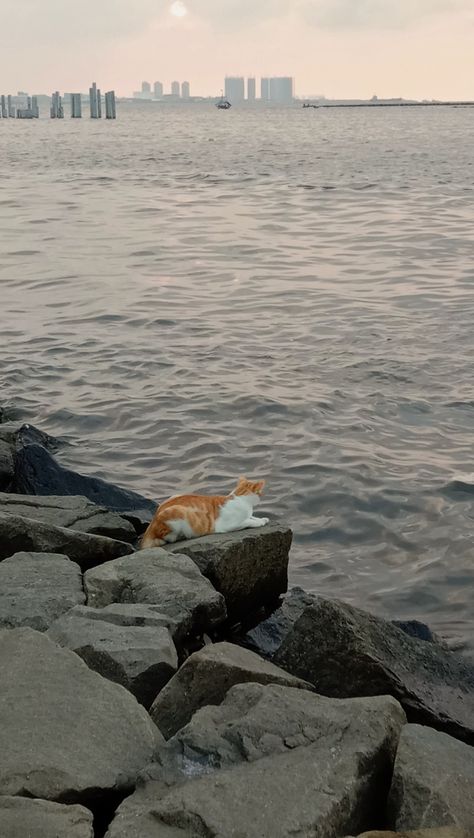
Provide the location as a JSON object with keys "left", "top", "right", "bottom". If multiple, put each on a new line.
{"left": 140, "top": 518, "right": 170, "bottom": 550}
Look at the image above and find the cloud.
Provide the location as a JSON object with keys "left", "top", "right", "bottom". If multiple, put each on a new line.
{"left": 300, "top": 0, "right": 471, "bottom": 29}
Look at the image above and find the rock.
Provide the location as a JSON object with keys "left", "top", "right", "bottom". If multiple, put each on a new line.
{"left": 244, "top": 589, "right": 450, "bottom": 661}
{"left": 243, "top": 586, "right": 316, "bottom": 658}
{"left": 0, "top": 441, "right": 14, "bottom": 491}
{"left": 0, "top": 796, "right": 94, "bottom": 838}
{"left": 13, "top": 443, "right": 156, "bottom": 530}
{"left": 107, "top": 682, "right": 406, "bottom": 838}
{"left": 349, "top": 829, "right": 470, "bottom": 838}
{"left": 0, "top": 512, "right": 134, "bottom": 570}
{"left": 0, "top": 628, "right": 160, "bottom": 804}
{"left": 55, "top": 601, "right": 182, "bottom": 637}
{"left": 388, "top": 724, "right": 474, "bottom": 832}
{"left": 0, "top": 421, "right": 60, "bottom": 452}
{"left": 0, "top": 552, "right": 85, "bottom": 631}
{"left": 0, "top": 492, "right": 136, "bottom": 543}
{"left": 150, "top": 640, "right": 313, "bottom": 738}
{"left": 275, "top": 597, "right": 474, "bottom": 746}
{"left": 48, "top": 605, "right": 178, "bottom": 708}
{"left": 84, "top": 548, "right": 226, "bottom": 643}
{"left": 165, "top": 522, "right": 292, "bottom": 621}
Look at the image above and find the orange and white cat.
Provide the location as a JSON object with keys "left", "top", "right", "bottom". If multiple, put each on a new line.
{"left": 140, "top": 477, "right": 268, "bottom": 550}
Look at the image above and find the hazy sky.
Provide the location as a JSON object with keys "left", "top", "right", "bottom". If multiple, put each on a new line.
{"left": 1, "top": 1, "right": 473, "bottom": 99}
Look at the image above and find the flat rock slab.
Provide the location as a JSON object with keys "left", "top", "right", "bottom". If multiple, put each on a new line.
{"left": 0, "top": 492, "right": 136, "bottom": 543}
{"left": 48, "top": 605, "right": 178, "bottom": 708}
{"left": 84, "top": 549, "right": 226, "bottom": 643}
{"left": 165, "top": 522, "right": 292, "bottom": 621}
{"left": 0, "top": 796, "right": 94, "bottom": 838}
{"left": 0, "top": 628, "right": 160, "bottom": 805}
{"left": 150, "top": 640, "right": 313, "bottom": 738}
{"left": 13, "top": 443, "right": 156, "bottom": 530}
{"left": 0, "top": 551, "right": 85, "bottom": 631}
{"left": 107, "top": 683, "right": 405, "bottom": 838}
{"left": 275, "top": 597, "right": 474, "bottom": 746}
{"left": 388, "top": 724, "right": 474, "bottom": 832}
{"left": 0, "top": 512, "right": 134, "bottom": 570}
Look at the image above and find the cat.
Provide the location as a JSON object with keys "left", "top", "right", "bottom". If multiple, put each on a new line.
{"left": 140, "top": 476, "right": 269, "bottom": 550}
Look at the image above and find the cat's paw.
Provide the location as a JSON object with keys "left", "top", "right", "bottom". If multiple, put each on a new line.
{"left": 259, "top": 517, "right": 270, "bottom": 526}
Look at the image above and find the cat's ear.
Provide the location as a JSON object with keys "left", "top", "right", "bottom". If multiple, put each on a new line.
{"left": 237, "top": 476, "right": 247, "bottom": 486}
{"left": 256, "top": 479, "right": 266, "bottom": 494}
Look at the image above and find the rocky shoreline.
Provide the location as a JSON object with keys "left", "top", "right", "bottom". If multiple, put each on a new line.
{"left": 0, "top": 416, "right": 473, "bottom": 838}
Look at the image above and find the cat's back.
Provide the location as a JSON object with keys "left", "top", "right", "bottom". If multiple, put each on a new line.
{"left": 158, "top": 492, "right": 228, "bottom": 515}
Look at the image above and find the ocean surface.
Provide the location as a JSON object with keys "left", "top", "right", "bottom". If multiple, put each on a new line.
{"left": 1, "top": 102, "right": 473, "bottom": 654}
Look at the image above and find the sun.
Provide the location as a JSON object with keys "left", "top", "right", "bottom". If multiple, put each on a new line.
{"left": 170, "top": 1, "right": 188, "bottom": 17}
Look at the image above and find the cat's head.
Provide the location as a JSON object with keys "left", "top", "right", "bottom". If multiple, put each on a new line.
{"left": 234, "top": 476, "right": 265, "bottom": 501}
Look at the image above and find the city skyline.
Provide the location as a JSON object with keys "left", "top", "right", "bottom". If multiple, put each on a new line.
{"left": 1, "top": 2, "right": 473, "bottom": 100}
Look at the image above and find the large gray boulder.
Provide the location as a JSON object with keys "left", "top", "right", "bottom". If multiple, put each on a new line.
{"left": 388, "top": 724, "right": 474, "bottom": 832}
{"left": 107, "top": 683, "right": 406, "bottom": 838}
{"left": 0, "top": 441, "right": 14, "bottom": 490}
{"left": 150, "top": 640, "right": 313, "bottom": 738}
{"left": 84, "top": 549, "right": 226, "bottom": 642}
{"left": 0, "top": 493, "right": 136, "bottom": 543}
{"left": 275, "top": 598, "right": 474, "bottom": 745}
{"left": 0, "top": 628, "right": 160, "bottom": 805}
{"left": 0, "top": 512, "right": 134, "bottom": 570}
{"left": 13, "top": 442, "right": 156, "bottom": 529}
{"left": 0, "top": 551, "right": 85, "bottom": 631}
{"left": 346, "top": 830, "right": 470, "bottom": 838}
{"left": 48, "top": 605, "right": 178, "bottom": 708}
{"left": 0, "top": 796, "right": 94, "bottom": 838}
{"left": 165, "top": 522, "right": 292, "bottom": 620}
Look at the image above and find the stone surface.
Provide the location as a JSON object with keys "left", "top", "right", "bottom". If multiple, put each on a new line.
{"left": 275, "top": 597, "right": 474, "bottom": 745}
{"left": 0, "top": 511, "right": 134, "bottom": 570}
{"left": 0, "top": 441, "right": 14, "bottom": 490}
{"left": 0, "top": 421, "right": 60, "bottom": 452}
{"left": 243, "top": 586, "right": 316, "bottom": 658}
{"left": 388, "top": 724, "right": 474, "bottom": 832}
{"left": 165, "top": 522, "right": 292, "bottom": 620}
{"left": 0, "top": 492, "right": 136, "bottom": 542}
{"left": 0, "top": 551, "right": 85, "bottom": 631}
{"left": 107, "top": 682, "right": 406, "bottom": 838}
{"left": 13, "top": 443, "right": 156, "bottom": 530}
{"left": 0, "top": 628, "right": 160, "bottom": 805}
{"left": 84, "top": 548, "right": 226, "bottom": 642}
{"left": 366, "top": 831, "right": 469, "bottom": 838}
{"left": 0, "top": 796, "right": 94, "bottom": 838}
{"left": 48, "top": 605, "right": 178, "bottom": 708}
{"left": 150, "top": 640, "right": 313, "bottom": 738}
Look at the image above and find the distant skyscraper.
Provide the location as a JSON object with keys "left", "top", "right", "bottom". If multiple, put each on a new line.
{"left": 181, "top": 81, "right": 190, "bottom": 99}
{"left": 153, "top": 81, "right": 163, "bottom": 99}
{"left": 247, "top": 78, "right": 256, "bottom": 101}
{"left": 269, "top": 77, "right": 294, "bottom": 103}
{"left": 70, "top": 93, "right": 82, "bottom": 118}
{"left": 225, "top": 77, "right": 245, "bottom": 103}
{"left": 260, "top": 78, "right": 270, "bottom": 101}
{"left": 171, "top": 81, "right": 180, "bottom": 97}
{"left": 142, "top": 81, "right": 151, "bottom": 94}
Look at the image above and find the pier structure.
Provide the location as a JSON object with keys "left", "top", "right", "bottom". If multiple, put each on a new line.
{"left": 7, "top": 95, "right": 15, "bottom": 118}
{"left": 17, "top": 96, "right": 40, "bottom": 119}
{"left": 70, "top": 93, "right": 82, "bottom": 118}
{"left": 89, "top": 82, "right": 102, "bottom": 118}
{"left": 51, "top": 91, "right": 64, "bottom": 118}
{"left": 0, "top": 95, "right": 6, "bottom": 118}
{"left": 105, "top": 90, "right": 116, "bottom": 119}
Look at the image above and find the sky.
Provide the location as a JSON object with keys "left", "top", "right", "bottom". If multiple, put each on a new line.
{"left": 1, "top": 1, "right": 473, "bottom": 99}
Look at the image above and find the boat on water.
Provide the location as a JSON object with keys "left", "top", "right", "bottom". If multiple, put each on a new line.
{"left": 216, "top": 93, "right": 232, "bottom": 110}
{"left": 303, "top": 102, "right": 319, "bottom": 109}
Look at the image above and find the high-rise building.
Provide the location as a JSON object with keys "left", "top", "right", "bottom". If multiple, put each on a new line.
{"left": 247, "top": 77, "right": 256, "bottom": 101}
{"left": 171, "top": 81, "right": 180, "bottom": 97}
{"left": 142, "top": 81, "right": 151, "bottom": 94}
{"left": 70, "top": 93, "right": 82, "bottom": 118}
{"left": 225, "top": 76, "right": 245, "bottom": 103}
{"left": 181, "top": 81, "right": 190, "bottom": 99}
{"left": 153, "top": 81, "right": 163, "bottom": 99}
{"left": 269, "top": 77, "right": 294, "bottom": 103}
{"left": 260, "top": 78, "right": 270, "bottom": 101}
